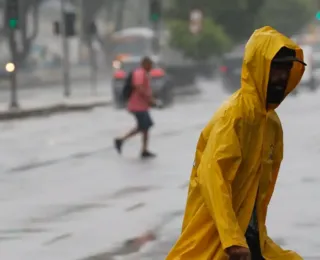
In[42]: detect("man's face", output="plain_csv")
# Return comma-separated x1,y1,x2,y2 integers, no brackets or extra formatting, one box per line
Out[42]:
266,62,292,106
269,65,291,84
143,61,153,72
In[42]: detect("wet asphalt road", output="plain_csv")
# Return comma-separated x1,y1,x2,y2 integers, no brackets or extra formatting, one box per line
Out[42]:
1,80,320,259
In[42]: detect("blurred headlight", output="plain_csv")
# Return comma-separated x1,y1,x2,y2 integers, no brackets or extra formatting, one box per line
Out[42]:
5,62,15,72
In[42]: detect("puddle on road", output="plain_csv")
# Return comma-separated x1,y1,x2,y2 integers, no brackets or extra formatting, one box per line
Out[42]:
80,232,157,260
125,202,146,212
7,147,113,174
0,236,20,241
80,210,184,260
43,233,72,246
295,221,320,228
301,177,320,183
108,186,159,200
29,203,109,224
10,159,58,172
0,228,48,243
0,227,47,234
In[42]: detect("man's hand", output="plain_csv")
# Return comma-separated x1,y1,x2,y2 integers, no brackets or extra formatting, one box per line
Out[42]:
226,246,251,260
154,99,164,108
150,98,164,108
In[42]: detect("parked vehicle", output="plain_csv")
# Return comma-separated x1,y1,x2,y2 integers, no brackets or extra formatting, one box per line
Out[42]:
312,51,320,84
220,47,244,93
298,45,317,92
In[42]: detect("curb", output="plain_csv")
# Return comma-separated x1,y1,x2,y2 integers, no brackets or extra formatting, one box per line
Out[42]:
0,100,112,121
0,84,201,121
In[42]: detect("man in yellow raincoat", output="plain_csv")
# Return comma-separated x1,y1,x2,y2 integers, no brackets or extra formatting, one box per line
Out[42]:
166,26,306,260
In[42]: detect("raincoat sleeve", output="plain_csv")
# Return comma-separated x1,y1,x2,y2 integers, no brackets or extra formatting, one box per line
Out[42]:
198,115,248,250
264,122,283,210
262,123,298,257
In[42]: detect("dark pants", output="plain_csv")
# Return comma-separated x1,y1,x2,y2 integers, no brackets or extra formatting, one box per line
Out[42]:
245,227,264,260
131,111,153,131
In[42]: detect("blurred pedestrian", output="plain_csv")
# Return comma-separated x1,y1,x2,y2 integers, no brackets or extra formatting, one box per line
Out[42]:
166,26,306,260
114,56,160,158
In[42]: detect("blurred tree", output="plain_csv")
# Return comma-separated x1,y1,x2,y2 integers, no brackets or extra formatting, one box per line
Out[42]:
168,18,232,61
255,0,314,37
71,0,109,55
167,0,314,54
166,0,266,43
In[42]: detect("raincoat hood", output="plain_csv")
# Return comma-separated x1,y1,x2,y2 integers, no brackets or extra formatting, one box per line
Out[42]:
241,26,305,110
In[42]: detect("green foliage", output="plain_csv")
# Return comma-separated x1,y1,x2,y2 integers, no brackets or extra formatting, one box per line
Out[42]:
167,0,265,42
168,18,232,61
166,0,314,54
255,0,314,37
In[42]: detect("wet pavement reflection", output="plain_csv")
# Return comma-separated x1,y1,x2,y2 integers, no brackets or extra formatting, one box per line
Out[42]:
1,80,320,259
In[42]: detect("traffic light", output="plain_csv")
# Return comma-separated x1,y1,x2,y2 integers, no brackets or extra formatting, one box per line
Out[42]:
316,0,320,20
65,12,76,36
5,0,20,29
53,12,76,37
149,0,161,22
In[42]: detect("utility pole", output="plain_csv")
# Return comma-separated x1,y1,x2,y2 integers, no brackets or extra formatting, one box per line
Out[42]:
8,29,18,109
60,0,71,97
88,34,98,95
78,0,85,65
115,0,125,31
85,20,98,95
5,0,20,109
149,0,161,55
79,0,97,95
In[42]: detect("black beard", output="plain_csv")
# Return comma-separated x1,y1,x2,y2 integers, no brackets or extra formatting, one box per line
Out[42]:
266,83,286,105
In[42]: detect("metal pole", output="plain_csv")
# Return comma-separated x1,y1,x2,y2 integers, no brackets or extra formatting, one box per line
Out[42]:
115,0,125,31
78,0,84,64
88,35,97,95
152,21,160,55
150,0,161,55
60,0,71,97
8,29,18,109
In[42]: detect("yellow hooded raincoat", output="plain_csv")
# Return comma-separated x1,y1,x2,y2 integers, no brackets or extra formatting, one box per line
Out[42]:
166,26,305,260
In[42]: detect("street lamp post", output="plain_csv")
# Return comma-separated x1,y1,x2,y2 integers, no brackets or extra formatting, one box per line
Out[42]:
5,0,20,109
8,29,18,109
60,0,71,97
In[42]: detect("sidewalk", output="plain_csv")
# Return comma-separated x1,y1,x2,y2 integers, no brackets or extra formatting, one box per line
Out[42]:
0,81,112,120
